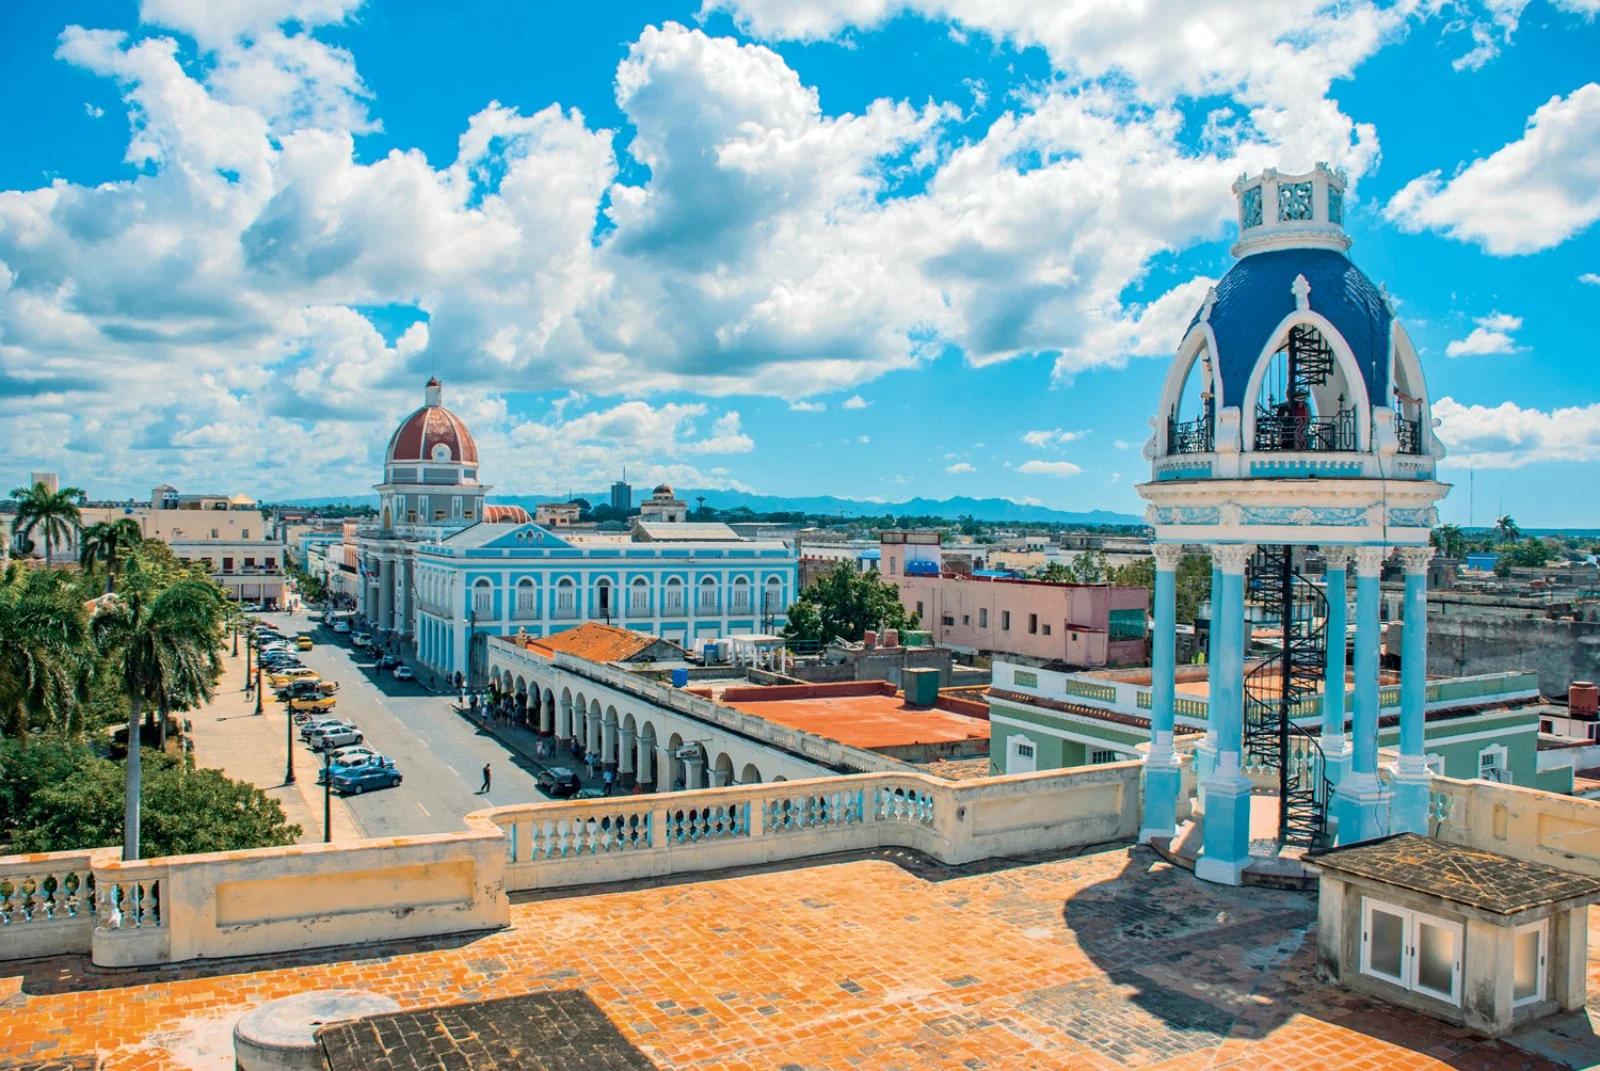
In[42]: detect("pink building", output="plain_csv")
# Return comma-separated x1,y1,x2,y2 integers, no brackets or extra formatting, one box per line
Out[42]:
884,534,1148,666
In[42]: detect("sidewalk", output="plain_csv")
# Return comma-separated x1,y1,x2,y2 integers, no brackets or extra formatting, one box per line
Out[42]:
190,648,365,844
455,707,626,797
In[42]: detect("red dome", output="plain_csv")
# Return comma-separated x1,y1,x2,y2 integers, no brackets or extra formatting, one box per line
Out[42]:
386,380,478,465
483,504,530,523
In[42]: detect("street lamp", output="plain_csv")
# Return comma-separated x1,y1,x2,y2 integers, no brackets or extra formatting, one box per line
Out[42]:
254,637,264,716
322,748,332,843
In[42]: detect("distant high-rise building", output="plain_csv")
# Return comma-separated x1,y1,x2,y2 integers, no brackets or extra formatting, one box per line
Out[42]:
610,470,632,515
30,472,58,494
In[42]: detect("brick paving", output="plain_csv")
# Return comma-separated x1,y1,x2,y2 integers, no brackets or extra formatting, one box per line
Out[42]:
2,845,1598,1069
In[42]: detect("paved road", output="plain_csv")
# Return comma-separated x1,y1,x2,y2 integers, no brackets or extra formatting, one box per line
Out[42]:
257,609,547,838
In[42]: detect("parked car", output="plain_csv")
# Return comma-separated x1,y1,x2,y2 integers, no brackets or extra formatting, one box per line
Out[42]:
289,694,338,714
378,653,398,669
331,762,401,795
279,680,326,701
318,751,388,784
269,668,320,688
333,620,352,634
575,787,606,800
299,717,348,741
309,724,363,751
316,680,340,695
351,632,372,648
392,665,415,681
295,636,313,650
537,767,583,798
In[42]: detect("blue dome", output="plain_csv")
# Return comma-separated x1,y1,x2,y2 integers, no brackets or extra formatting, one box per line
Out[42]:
1192,248,1392,410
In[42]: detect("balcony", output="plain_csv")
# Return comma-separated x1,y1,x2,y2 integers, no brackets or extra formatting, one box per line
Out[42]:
1253,405,1357,452
1396,414,1425,455
551,604,579,621
660,601,687,618
1166,410,1214,455
512,605,541,622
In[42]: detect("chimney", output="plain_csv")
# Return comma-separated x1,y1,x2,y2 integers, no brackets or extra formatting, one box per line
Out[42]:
883,628,899,648
1572,681,1599,717
864,630,877,649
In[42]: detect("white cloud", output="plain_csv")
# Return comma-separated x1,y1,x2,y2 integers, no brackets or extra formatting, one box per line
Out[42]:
1445,311,1524,357
789,400,825,412
1435,395,1600,468
1113,439,1135,450
857,434,870,443
84,102,104,118
1385,84,1600,255
1016,459,1083,477
1581,272,1600,285
945,461,975,473
1021,428,1088,448
842,394,871,409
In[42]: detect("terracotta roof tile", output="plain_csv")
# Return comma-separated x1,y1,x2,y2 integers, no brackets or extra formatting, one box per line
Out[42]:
525,622,662,664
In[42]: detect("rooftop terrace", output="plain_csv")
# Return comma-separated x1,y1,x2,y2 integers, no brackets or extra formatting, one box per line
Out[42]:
5,842,1598,1070
719,682,990,759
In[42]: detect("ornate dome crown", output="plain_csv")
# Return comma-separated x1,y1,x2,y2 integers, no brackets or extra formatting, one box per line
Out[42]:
386,379,478,466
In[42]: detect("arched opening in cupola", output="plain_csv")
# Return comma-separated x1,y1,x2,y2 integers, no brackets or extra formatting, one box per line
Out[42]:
1163,335,1218,456
1249,323,1358,452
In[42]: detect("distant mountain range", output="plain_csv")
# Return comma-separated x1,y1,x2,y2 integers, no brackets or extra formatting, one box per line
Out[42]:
279,490,1146,526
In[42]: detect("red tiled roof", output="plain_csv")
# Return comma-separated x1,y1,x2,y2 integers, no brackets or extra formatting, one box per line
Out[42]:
387,405,478,464
525,622,664,664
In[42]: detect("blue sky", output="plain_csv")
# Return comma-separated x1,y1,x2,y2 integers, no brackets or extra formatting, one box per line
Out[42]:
1,0,1597,523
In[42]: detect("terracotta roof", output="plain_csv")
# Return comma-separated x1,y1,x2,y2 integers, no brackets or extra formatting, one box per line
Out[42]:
525,622,664,664
387,405,478,464
482,505,531,523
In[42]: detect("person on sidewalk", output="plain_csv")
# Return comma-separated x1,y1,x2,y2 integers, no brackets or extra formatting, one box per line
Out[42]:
585,752,597,779
602,768,615,795
479,763,492,794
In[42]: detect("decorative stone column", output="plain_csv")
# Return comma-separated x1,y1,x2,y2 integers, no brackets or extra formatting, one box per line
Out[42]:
1320,547,1353,788
602,717,618,769
540,694,554,735
619,725,636,788
1140,543,1185,843
684,752,706,790
1197,543,1254,885
1193,560,1223,814
377,559,394,632
586,711,602,756
1334,546,1388,844
636,736,654,788
1390,546,1434,833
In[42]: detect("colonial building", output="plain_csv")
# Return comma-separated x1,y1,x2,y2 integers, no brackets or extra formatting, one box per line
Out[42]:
356,379,797,684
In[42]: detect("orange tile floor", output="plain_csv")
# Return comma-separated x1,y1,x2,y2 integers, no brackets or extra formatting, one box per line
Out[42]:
2,846,1595,1070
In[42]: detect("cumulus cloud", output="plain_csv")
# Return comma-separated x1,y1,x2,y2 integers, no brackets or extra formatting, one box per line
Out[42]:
1434,395,1600,468
1385,84,1600,255
1445,311,1524,357
789,400,825,412
1581,272,1600,285
1021,428,1088,448
841,394,871,409
1016,459,1083,477
945,461,975,473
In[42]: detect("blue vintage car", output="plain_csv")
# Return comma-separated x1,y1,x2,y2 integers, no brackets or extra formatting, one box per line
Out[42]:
330,762,402,795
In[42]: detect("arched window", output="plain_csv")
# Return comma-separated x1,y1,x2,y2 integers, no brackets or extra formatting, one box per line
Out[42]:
515,578,535,617
595,578,613,620
555,577,576,618
663,577,684,614
731,576,751,613
1250,323,1357,452
472,577,492,616
764,576,783,614
697,576,718,614
630,577,649,615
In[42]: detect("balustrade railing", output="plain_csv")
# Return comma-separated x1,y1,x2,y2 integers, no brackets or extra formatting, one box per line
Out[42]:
0,856,97,928
1253,405,1357,452
1396,414,1424,455
1166,410,1214,455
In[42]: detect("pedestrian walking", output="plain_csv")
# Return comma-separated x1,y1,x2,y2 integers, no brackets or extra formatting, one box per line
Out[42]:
602,769,615,796
586,752,597,779
479,763,492,794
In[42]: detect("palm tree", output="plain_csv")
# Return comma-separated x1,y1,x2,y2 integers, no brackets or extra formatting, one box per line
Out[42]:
10,482,85,565
79,518,143,594
98,560,225,860
0,565,89,739
1495,514,1521,544
1431,523,1466,560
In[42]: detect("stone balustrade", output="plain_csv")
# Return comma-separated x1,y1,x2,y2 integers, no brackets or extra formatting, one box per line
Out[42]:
480,764,1141,895
0,765,1141,968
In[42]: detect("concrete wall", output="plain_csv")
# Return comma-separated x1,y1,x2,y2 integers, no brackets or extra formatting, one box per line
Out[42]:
1432,776,1600,877
1428,611,1600,697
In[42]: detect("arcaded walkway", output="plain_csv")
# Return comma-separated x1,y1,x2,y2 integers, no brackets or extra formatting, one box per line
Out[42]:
3,846,1596,1069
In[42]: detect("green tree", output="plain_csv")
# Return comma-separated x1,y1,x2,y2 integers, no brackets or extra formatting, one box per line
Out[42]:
1068,549,1109,583
1110,552,1213,626
0,565,89,739
9,481,85,564
1503,538,1553,569
1430,523,1467,560
783,564,918,647
79,518,143,594
6,743,300,857
1494,514,1521,544
96,559,226,860
1039,561,1072,583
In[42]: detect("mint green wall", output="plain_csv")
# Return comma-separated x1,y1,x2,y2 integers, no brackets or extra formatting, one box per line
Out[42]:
1536,767,1575,795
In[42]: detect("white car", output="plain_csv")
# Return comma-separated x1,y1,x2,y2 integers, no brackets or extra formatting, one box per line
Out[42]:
393,665,415,681
299,717,349,741
352,632,372,648
333,621,352,634
309,724,363,750
328,744,379,765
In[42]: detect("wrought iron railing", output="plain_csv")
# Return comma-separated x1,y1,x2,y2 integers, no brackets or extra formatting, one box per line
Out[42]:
1396,415,1424,455
1253,405,1357,452
1166,410,1214,455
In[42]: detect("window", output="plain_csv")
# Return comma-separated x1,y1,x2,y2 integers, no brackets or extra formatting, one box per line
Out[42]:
210,528,219,539
264,557,276,569
916,601,924,619
1478,745,1508,783
1360,897,1463,1006
242,529,250,540
1002,611,1011,631
889,556,897,576
1091,749,1118,764
664,578,684,613
731,577,751,613
1006,737,1037,774
1042,623,1052,636
473,579,492,615
698,577,718,613
1108,609,1147,642
1028,613,1038,635
962,615,969,625
244,557,256,569
556,579,576,616
979,608,988,628
941,615,955,626
1513,919,1547,1006
222,557,234,573
516,579,536,614
1541,720,1554,734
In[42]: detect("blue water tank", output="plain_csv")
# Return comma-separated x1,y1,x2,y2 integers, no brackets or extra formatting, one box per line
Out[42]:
671,668,689,687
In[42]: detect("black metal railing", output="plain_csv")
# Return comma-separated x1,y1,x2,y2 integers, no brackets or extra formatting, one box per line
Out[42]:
1396,414,1424,455
1166,410,1214,455
1253,405,1357,452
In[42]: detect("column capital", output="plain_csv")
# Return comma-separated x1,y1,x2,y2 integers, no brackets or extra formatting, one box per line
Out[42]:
1152,543,1185,571
1395,546,1434,575
1351,546,1388,578
1211,543,1256,574
1320,545,1354,571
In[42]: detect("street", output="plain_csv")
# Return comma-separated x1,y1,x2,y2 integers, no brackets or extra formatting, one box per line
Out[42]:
255,608,547,838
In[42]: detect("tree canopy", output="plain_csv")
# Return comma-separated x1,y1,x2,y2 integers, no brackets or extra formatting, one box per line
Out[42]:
783,565,918,647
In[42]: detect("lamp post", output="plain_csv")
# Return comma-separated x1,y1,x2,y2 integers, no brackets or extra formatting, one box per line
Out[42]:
232,619,239,658
322,748,331,842
254,638,264,716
